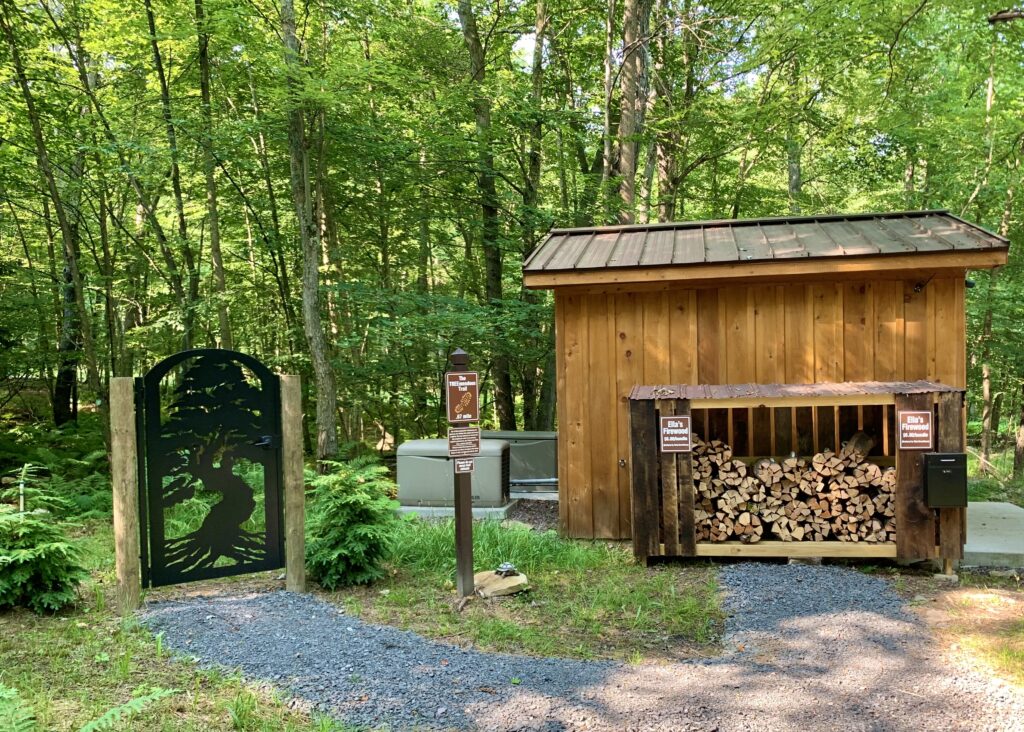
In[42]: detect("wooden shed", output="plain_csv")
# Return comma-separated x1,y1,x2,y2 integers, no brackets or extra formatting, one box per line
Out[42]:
522,210,1009,548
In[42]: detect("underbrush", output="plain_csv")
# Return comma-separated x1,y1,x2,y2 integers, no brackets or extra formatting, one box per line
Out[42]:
968,448,1024,507
1,414,111,518
0,519,353,731
335,519,723,662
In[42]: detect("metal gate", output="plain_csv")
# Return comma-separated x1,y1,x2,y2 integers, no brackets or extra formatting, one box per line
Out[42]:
137,349,284,587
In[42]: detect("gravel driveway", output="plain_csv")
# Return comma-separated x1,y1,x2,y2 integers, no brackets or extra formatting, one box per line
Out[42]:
142,563,1024,731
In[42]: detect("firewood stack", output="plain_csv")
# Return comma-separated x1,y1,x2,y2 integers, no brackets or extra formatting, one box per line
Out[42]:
690,432,895,544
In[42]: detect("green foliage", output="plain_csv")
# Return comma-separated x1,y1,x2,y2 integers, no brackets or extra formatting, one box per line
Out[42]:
0,683,36,732
0,417,111,518
390,517,620,577
77,688,177,732
0,506,87,613
305,457,400,589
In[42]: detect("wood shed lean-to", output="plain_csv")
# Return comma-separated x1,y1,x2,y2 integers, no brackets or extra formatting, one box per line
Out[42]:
523,211,1009,561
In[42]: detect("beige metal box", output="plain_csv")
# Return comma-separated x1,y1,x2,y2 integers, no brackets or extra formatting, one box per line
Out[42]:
481,431,557,490
397,439,510,507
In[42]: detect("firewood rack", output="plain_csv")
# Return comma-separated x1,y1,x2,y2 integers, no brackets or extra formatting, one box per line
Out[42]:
627,381,966,564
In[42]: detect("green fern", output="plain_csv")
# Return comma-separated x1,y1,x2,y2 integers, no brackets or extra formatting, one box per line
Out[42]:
0,683,37,732
305,456,399,589
77,688,177,732
0,506,87,613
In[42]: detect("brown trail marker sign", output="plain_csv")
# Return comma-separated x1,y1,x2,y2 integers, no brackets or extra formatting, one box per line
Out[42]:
446,370,479,423
447,348,477,597
898,410,933,450
448,426,481,458
660,415,693,453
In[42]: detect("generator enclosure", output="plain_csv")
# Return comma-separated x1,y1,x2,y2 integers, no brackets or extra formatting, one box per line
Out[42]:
481,431,557,490
397,439,510,507
924,453,968,508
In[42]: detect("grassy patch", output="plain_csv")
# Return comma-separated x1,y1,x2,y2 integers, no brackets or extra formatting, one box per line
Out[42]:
330,519,722,662
0,521,349,731
967,449,1024,507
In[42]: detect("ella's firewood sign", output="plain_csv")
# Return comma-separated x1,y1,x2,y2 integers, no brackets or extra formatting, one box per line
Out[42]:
445,371,479,423
898,410,933,450
660,415,692,453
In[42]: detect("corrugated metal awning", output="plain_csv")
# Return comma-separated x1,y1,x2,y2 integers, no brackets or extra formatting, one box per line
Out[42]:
525,210,1007,274
629,380,963,407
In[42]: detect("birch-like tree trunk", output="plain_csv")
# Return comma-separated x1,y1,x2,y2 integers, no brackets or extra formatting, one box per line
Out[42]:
281,0,338,465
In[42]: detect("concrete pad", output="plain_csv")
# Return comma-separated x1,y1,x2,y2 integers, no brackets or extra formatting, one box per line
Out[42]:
396,500,518,521
964,502,1024,568
510,490,558,502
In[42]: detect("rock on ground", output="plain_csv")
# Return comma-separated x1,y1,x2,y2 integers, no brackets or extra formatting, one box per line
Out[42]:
141,563,1024,731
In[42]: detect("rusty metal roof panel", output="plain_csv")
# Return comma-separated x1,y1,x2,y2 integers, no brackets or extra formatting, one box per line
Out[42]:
629,380,964,401
525,210,1007,274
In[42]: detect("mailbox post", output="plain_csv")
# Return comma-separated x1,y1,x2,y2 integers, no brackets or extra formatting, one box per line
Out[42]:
446,349,478,597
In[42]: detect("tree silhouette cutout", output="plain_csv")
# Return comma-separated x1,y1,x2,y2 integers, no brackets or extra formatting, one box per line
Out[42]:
157,356,269,573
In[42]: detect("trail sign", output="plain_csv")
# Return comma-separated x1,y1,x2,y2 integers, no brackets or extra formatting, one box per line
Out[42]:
659,415,692,453
448,348,475,600
448,426,481,458
445,371,479,423
898,410,933,450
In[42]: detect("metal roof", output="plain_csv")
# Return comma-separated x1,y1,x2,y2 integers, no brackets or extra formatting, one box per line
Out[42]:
629,380,963,402
524,210,1008,273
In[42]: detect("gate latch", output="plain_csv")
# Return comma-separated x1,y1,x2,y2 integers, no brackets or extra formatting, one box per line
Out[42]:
253,434,278,449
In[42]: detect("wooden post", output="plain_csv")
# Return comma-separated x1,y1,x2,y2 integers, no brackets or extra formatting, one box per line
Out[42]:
894,392,936,561
281,375,306,593
629,398,658,561
111,377,141,615
677,399,697,557
449,349,475,598
658,400,680,556
937,391,965,573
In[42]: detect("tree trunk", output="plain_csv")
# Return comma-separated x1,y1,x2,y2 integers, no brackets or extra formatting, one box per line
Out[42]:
194,0,232,349
1,3,103,428
282,0,338,465
786,134,802,214
457,0,516,430
616,0,652,223
601,0,616,209
1014,382,1024,481
144,0,199,349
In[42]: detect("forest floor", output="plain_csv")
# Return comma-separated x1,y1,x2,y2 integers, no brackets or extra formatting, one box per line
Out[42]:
1,516,1022,730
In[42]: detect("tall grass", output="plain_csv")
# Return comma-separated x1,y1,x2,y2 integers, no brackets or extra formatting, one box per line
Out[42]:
389,518,626,577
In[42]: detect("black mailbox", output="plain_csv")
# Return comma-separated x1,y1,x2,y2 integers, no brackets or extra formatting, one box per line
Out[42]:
923,453,967,508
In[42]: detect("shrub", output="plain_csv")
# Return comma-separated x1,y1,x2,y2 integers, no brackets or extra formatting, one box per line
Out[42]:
305,456,400,589
0,505,87,613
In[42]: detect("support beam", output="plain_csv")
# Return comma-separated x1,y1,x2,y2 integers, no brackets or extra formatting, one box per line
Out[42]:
281,374,306,592
111,377,141,615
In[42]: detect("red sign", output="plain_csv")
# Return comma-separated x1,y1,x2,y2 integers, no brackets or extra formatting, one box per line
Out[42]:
660,415,693,453
454,457,474,474
898,411,933,450
445,371,479,423
448,426,481,458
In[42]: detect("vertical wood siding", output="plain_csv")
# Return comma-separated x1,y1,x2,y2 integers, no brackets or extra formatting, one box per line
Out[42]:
555,275,967,539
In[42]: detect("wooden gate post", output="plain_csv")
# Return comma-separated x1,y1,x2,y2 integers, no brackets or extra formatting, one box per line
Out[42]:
280,374,306,593
110,377,141,615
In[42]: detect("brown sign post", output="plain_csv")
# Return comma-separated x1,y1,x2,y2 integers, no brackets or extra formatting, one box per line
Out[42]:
448,348,477,598
446,370,479,423
898,410,933,450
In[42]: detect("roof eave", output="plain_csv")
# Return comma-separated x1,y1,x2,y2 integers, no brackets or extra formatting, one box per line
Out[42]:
524,248,1009,290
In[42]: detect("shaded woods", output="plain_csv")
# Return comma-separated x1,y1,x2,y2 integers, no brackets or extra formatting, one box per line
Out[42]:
1,0,1023,469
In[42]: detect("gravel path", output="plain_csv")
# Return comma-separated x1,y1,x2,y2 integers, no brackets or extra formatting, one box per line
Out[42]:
142,563,1024,731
